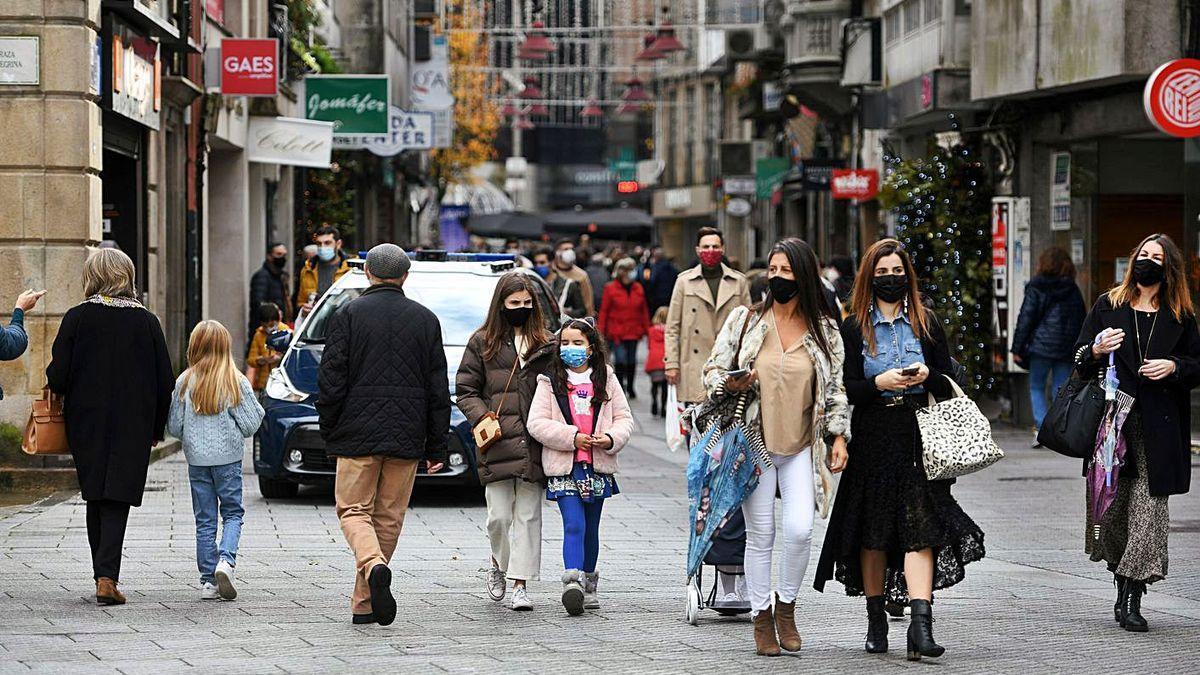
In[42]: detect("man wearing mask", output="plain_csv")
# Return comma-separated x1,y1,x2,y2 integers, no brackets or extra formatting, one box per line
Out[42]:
664,227,751,406
644,246,679,315
249,243,292,338
548,239,595,316
532,249,587,318
297,226,352,315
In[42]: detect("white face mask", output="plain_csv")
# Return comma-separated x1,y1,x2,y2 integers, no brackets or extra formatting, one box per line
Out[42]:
822,267,840,282
558,249,576,266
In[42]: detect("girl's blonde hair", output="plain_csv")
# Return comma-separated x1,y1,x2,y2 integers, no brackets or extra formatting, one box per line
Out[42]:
179,320,242,416
652,306,668,325
84,248,137,299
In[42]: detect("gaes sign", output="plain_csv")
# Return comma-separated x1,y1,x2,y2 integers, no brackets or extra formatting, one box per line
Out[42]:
830,168,879,200
1144,58,1200,138
304,75,390,135
220,39,277,97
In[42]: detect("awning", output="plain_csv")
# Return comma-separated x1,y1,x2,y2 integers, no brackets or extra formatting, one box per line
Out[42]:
543,207,653,239
467,211,544,239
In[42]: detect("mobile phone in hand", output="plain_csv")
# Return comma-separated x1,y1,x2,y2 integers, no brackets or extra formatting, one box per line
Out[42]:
900,365,920,377
727,368,751,380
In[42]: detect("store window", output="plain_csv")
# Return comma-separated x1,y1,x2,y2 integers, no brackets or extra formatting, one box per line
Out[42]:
807,15,834,55
884,8,900,44
904,0,922,35
925,0,942,23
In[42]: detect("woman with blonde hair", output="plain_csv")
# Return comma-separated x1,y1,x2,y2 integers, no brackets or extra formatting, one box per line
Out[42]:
47,248,176,605
169,320,264,600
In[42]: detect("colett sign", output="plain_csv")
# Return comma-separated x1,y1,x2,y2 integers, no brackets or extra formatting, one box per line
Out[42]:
220,39,277,97
830,169,879,200
304,75,390,135
1144,58,1200,138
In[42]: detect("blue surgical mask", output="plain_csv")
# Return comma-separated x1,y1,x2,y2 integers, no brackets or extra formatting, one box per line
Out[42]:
533,265,551,278
317,246,336,262
560,345,589,368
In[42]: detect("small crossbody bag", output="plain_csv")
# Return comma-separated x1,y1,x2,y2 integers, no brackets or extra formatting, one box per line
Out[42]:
472,358,520,454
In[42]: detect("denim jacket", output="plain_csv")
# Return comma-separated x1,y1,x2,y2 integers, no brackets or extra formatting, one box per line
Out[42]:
0,309,29,400
863,307,926,396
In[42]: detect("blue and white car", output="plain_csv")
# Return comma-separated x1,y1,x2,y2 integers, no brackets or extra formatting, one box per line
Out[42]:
253,252,561,498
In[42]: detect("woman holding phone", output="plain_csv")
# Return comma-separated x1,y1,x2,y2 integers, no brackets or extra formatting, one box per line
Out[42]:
813,239,984,661
703,238,849,657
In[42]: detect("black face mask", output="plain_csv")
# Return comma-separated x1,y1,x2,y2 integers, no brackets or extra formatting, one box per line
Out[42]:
501,306,533,327
873,274,908,303
768,275,800,304
1132,258,1165,287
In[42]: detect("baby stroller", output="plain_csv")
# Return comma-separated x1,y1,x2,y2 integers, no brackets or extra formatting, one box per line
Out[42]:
685,509,750,624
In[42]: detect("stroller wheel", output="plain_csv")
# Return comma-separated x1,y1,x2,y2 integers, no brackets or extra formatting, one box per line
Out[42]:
685,582,701,626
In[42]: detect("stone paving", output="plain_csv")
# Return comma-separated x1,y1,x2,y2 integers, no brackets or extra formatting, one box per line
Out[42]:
1,390,1199,674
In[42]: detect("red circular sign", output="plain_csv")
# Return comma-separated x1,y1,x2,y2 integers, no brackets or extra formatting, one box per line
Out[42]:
1144,58,1200,137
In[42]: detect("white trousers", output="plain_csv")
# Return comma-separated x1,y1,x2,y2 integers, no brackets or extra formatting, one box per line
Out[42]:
741,449,815,613
484,478,544,582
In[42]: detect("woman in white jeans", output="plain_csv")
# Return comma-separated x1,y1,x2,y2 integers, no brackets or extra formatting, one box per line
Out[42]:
703,238,849,657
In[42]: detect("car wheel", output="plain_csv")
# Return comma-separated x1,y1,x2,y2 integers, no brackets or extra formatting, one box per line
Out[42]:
258,475,299,499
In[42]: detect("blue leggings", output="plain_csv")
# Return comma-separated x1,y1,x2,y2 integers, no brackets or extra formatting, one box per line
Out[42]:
557,495,605,572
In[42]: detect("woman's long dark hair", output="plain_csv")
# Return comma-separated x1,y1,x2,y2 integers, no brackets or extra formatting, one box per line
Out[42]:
549,317,611,405
759,238,834,360
476,272,551,361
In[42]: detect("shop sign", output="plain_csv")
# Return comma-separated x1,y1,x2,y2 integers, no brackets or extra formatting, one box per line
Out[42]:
220,39,278,97
333,107,433,154
797,159,844,191
411,35,455,109
246,117,334,169
429,106,453,148
108,19,161,130
830,168,879,200
0,37,39,85
755,157,790,199
304,75,390,135
1049,151,1071,231
726,197,752,217
723,175,756,196
762,82,782,112
1143,58,1200,138
206,0,225,25
991,196,1031,372
664,188,693,210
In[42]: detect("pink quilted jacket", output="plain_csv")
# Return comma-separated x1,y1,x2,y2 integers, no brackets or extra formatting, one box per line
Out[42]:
526,367,634,477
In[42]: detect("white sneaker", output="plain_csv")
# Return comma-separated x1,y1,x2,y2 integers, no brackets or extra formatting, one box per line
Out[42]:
485,561,507,602
214,560,237,600
509,585,533,611
200,582,219,600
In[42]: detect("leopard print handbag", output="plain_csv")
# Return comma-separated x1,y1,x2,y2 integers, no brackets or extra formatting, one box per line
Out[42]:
915,376,1005,481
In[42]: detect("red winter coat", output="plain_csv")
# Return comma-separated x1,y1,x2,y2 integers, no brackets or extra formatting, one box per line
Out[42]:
598,281,650,343
645,324,666,373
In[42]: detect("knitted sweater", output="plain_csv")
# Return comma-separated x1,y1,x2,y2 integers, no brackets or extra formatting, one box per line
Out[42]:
168,373,265,466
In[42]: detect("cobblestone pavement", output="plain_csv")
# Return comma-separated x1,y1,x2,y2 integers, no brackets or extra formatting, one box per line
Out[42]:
1,390,1198,674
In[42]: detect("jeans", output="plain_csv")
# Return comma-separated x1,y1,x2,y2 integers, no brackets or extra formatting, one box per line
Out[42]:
741,449,815,614
86,500,131,582
611,339,639,367
557,495,605,572
1029,356,1073,429
189,462,245,585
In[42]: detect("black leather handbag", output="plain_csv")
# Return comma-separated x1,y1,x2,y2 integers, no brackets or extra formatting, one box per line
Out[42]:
1036,375,1105,459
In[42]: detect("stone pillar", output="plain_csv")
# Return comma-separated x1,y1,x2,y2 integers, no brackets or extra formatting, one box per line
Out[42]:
204,149,251,361
0,0,102,424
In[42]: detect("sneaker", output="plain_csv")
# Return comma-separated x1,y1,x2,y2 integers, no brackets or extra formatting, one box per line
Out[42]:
485,561,507,602
214,560,237,600
509,585,533,611
200,582,219,600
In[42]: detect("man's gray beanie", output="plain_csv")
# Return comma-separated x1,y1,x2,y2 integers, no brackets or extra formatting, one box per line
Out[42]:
365,243,411,279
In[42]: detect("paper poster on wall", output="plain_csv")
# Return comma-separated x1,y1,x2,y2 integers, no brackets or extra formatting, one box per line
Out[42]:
1071,238,1085,266
1115,257,1129,284
1050,151,1071,231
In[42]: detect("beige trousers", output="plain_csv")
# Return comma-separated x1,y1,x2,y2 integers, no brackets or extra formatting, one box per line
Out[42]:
335,456,418,614
484,478,544,582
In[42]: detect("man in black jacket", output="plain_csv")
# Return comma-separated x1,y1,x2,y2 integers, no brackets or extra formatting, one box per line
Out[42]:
316,243,450,626
248,243,292,340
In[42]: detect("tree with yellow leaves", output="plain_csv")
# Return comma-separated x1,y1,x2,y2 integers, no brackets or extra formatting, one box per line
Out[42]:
431,0,500,188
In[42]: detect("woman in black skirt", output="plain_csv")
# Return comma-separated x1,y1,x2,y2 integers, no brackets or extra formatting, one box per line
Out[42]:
813,239,984,661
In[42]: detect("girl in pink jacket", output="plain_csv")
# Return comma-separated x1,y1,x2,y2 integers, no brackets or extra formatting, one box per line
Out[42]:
528,318,634,616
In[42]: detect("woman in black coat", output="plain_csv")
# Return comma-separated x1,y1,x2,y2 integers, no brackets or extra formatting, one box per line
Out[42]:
46,249,175,606
1074,234,1200,633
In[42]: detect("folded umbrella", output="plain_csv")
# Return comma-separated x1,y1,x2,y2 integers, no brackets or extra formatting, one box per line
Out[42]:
1089,351,1134,522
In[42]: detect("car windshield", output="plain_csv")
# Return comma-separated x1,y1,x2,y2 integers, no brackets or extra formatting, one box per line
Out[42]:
299,271,502,346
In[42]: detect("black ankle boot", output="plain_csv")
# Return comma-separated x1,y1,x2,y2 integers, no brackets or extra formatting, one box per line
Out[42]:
865,596,888,654
1120,579,1149,632
1113,574,1125,624
906,599,945,661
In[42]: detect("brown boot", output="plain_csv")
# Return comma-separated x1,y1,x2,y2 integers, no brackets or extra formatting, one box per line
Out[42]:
774,594,803,651
96,577,126,606
753,606,781,656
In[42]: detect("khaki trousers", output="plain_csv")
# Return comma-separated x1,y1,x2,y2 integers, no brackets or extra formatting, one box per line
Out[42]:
484,478,543,582
335,456,418,614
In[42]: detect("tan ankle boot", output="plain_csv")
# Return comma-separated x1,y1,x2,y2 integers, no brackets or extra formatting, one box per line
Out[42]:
96,577,126,606
774,594,803,651
753,606,781,656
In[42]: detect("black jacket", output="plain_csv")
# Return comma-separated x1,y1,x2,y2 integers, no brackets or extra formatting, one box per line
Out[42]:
645,259,679,313
46,303,175,507
549,275,588,319
316,284,451,462
1011,275,1086,361
249,260,292,326
1075,294,1200,496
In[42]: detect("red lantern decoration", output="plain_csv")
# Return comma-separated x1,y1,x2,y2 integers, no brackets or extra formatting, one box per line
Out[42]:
635,32,664,61
518,20,555,54
527,103,549,116
581,99,604,118
515,116,535,130
519,76,543,100
621,76,651,102
517,44,549,61
647,8,685,54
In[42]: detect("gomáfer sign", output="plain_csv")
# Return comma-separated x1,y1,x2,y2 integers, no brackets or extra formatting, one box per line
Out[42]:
303,75,390,136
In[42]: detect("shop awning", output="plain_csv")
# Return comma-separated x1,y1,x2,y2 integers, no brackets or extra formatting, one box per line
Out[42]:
467,211,545,239
543,207,653,239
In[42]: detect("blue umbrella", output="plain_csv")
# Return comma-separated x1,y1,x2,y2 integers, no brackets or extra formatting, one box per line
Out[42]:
686,417,763,578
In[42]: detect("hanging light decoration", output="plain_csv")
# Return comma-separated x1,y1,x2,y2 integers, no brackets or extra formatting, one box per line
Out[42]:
580,98,604,118
517,20,555,55
621,76,651,102
527,103,549,116
515,115,535,130
500,102,518,117
518,76,543,100
517,43,549,61
647,7,685,55
635,30,664,61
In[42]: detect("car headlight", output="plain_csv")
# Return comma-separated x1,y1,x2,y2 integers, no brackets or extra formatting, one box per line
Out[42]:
265,367,308,403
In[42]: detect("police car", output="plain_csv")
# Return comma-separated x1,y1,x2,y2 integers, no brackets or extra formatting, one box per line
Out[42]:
253,251,561,498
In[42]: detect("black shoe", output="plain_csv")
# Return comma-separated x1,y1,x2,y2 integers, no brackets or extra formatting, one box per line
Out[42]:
885,600,905,619
368,564,396,626
1113,574,1125,624
1119,579,1149,632
352,613,376,625
865,596,888,654
651,403,659,416
906,599,945,661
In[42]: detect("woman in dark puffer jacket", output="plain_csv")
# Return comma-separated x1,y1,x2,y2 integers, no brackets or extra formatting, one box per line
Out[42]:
1010,246,1087,444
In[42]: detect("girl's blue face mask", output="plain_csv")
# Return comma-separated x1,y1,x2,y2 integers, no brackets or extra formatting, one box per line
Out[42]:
560,345,589,368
